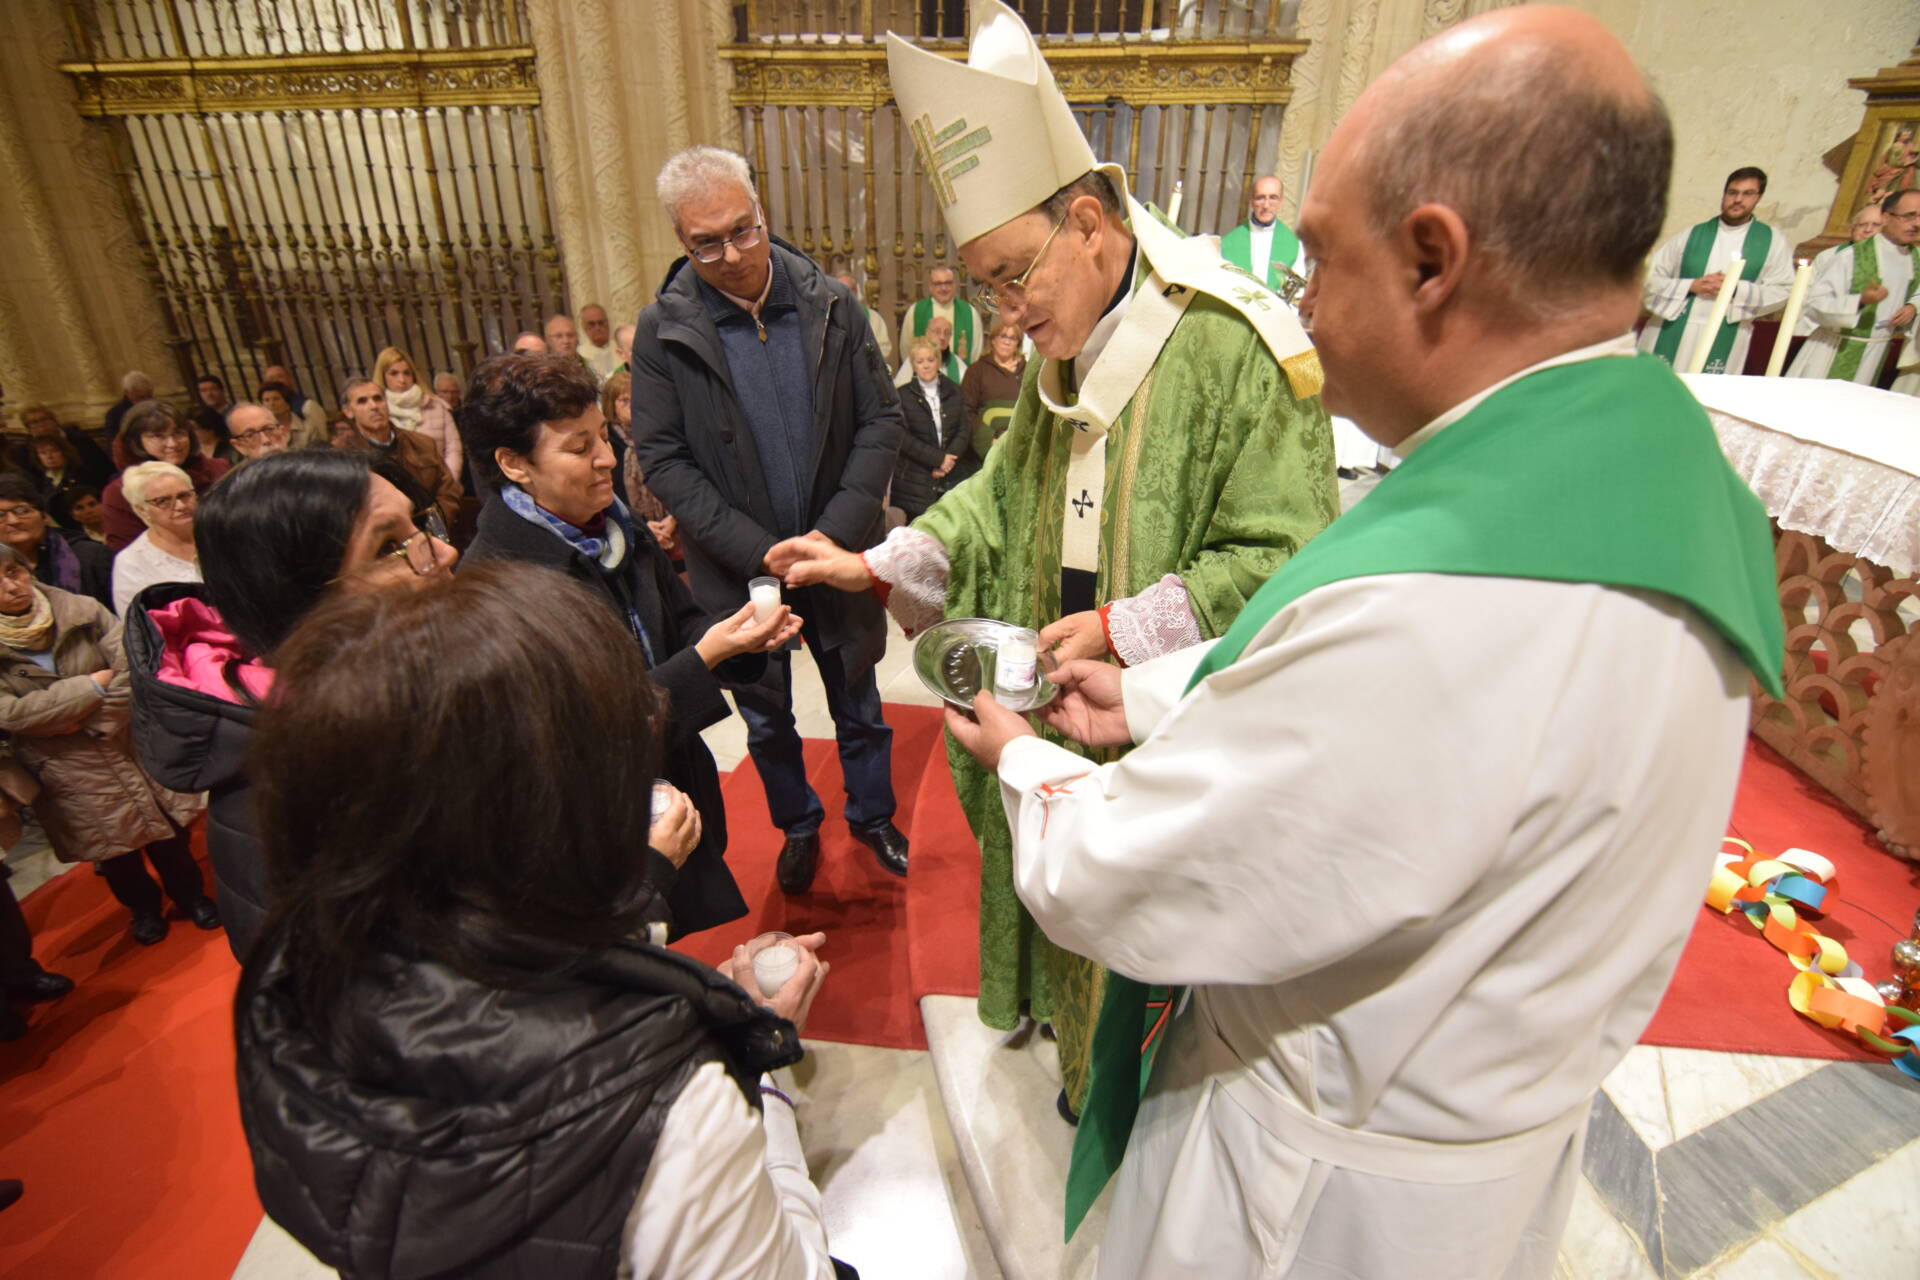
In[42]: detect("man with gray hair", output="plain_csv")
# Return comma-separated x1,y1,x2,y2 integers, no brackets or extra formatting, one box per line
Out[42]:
509,331,547,355
576,303,618,380
631,144,907,894
939,6,1782,1272
105,370,155,436
224,402,289,464
612,322,635,374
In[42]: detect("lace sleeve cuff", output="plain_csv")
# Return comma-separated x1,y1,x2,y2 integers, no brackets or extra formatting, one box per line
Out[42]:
1102,574,1203,668
861,526,949,637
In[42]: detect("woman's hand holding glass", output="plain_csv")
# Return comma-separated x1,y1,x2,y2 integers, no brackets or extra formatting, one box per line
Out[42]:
647,784,701,867
721,932,830,1032
694,600,803,668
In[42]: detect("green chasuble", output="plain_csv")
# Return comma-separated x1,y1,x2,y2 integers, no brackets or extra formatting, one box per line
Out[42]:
912,282,1338,1108
1063,352,1786,1236
1648,217,1772,373
1219,219,1302,292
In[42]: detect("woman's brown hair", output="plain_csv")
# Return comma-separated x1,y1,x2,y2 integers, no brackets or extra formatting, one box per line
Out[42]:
243,562,667,1063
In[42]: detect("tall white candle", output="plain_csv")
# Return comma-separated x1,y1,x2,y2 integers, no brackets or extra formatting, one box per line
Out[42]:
1765,258,1814,377
1166,179,1184,226
1684,257,1744,375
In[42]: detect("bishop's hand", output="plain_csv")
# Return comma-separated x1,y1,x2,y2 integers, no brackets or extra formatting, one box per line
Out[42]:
1039,610,1109,663
1037,659,1132,748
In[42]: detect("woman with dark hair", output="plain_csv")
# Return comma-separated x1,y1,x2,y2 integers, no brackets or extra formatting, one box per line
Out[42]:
235,565,836,1276
23,434,82,510
51,486,107,546
458,352,798,936
0,544,214,945
124,450,457,958
101,400,230,553
0,475,112,610
191,408,241,468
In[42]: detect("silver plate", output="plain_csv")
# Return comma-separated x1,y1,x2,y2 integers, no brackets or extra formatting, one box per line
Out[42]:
913,618,1060,713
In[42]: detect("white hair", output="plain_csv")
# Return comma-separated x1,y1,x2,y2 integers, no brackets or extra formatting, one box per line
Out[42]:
122,460,192,514
614,323,635,345
656,146,758,227
432,370,460,387
121,369,154,396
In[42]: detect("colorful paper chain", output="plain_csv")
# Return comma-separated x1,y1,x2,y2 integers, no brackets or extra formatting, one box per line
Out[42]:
1706,837,1920,1081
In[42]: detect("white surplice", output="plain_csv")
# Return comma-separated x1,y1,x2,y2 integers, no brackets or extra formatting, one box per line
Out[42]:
1636,219,1793,373
993,371,1753,1278
1787,233,1917,383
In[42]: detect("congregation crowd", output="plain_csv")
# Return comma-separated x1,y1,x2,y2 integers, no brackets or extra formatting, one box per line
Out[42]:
0,0,1873,1274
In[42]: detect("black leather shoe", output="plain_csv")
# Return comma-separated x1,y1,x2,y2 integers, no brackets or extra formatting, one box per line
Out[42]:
849,821,909,877
776,833,821,895
0,1006,25,1042
186,898,221,931
0,1179,20,1211
4,970,73,1004
129,912,168,946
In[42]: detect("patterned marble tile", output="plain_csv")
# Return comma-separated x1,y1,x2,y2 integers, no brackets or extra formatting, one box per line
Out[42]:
1553,1175,1660,1280
1658,1047,1829,1144
1603,1044,1677,1150
1771,1135,1920,1280
1696,1237,1818,1279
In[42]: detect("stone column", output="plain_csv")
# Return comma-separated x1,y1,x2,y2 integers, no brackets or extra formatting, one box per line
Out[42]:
526,0,741,330
0,0,177,425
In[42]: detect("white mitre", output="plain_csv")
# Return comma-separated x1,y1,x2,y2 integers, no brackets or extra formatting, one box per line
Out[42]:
886,0,1128,247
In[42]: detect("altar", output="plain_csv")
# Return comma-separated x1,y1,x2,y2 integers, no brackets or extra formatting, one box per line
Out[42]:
1685,373,1920,859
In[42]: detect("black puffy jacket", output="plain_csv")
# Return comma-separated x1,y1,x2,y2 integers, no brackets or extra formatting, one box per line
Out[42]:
126,582,265,960
236,937,803,1279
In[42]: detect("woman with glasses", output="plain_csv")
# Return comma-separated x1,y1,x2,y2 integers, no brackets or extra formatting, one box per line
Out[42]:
111,462,202,617
0,474,112,611
0,544,214,946
124,451,457,959
100,400,231,553
458,353,800,937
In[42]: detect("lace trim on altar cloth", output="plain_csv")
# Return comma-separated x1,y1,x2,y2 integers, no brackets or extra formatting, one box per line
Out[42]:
1102,574,1202,668
862,526,949,636
1710,411,1920,575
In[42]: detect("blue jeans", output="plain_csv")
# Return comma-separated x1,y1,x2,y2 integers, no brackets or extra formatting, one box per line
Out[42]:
733,637,895,837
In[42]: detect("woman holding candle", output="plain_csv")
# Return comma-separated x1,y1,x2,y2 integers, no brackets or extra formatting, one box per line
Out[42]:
457,353,801,936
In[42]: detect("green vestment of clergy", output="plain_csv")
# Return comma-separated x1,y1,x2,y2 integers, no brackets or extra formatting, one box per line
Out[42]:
912,268,1338,1107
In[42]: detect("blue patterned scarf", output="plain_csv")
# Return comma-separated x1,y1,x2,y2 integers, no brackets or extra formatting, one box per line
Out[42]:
501,485,655,664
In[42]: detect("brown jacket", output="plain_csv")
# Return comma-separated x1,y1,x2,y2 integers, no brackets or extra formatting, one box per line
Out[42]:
0,586,202,863
336,425,461,528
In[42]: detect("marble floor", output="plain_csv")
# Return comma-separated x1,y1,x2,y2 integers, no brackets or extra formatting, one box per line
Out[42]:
10,481,1916,1276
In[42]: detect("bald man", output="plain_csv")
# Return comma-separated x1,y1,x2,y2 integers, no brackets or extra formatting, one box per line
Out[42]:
944,6,1782,1274
576,303,618,379
1220,174,1304,298
510,331,547,355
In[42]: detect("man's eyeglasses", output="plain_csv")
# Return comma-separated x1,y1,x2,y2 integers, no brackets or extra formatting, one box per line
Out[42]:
232,424,285,446
142,491,198,513
977,214,1070,315
689,222,766,263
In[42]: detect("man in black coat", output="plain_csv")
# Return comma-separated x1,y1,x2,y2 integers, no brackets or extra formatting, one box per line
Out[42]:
633,145,907,894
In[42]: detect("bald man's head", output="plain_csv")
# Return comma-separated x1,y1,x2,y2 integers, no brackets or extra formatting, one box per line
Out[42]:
1337,5,1670,308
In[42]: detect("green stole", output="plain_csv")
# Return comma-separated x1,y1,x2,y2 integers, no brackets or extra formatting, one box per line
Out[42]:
1219,219,1301,291
942,351,965,383
1650,218,1772,374
1829,236,1920,381
911,295,976,362
1063,353,1785,1238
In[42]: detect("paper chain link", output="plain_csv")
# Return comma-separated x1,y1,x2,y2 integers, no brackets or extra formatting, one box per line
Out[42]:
1705,836,1920,1082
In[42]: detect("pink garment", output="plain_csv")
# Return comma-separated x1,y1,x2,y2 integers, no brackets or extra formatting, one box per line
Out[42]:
149,596,275,702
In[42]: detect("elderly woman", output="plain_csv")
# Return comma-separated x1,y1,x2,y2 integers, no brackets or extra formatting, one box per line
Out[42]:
374,345,463,485
101,400,230,553
960,316,1026,454
458,353,798,936
0,475,111,610
23,434,82,510
601,369,678,559
0,545,213,945
891,336,968,521
235,566,836,1276
126,451,457,960
111,462,202,617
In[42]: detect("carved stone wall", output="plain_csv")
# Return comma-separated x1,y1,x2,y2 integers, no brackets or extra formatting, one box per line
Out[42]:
0,0,177,422
526,0,740,330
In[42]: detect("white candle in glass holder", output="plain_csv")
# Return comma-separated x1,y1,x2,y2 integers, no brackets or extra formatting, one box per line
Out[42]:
753,943,799,996
1765,258,1813,377
996,634,1037,694
1683,257,1743,375
749,576,781,623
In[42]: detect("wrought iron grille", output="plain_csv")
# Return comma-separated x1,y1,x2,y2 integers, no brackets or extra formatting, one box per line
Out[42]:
59,0,559,408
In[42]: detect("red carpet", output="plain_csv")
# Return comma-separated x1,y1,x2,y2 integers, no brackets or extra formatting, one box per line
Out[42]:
0,831,262,1279
1643,737,1920,1061
673,703,980,1049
